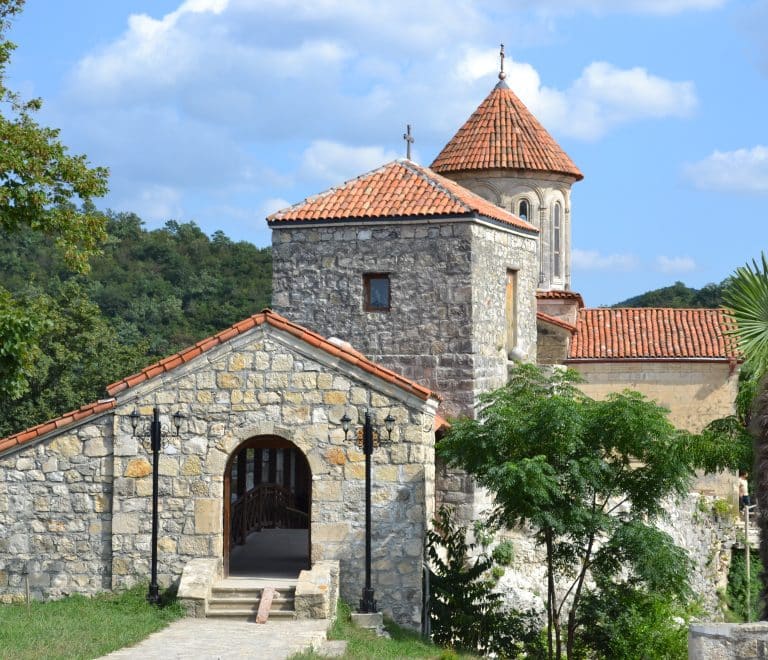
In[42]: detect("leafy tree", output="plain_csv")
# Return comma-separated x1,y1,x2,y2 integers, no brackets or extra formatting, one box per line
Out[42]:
723,252,768,619
0,0,109,399
425,506,542,658
438,364,708,659
0,282,147,437
613,279,727,309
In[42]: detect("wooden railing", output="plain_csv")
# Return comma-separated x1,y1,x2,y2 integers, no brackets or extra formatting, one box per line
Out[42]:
230,483,309,547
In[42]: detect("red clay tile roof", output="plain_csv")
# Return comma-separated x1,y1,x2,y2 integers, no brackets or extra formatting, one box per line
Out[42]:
267,159,537,233
1,311,439,455
537,290,585,308
567,308,738,361
431,82,583,180
108,309,439,402
537,311,577,334
0,399,116,455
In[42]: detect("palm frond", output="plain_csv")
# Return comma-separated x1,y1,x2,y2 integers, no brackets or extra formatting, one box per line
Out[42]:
724,252,768,378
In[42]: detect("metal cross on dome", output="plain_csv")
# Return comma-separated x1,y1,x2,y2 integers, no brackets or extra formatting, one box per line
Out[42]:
499,43,506,81
403,124,414,160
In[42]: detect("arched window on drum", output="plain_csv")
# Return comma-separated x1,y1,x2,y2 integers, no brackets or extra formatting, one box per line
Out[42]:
518,198,530,222
553,202,562,278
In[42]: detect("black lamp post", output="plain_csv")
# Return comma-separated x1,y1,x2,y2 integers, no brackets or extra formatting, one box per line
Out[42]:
130,406,183,605
341,409,395,614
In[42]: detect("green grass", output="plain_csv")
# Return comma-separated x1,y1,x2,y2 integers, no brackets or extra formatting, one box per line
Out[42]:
291,601,478,660
0,584,185,660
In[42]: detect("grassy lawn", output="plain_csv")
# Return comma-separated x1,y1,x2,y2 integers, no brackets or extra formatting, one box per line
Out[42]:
0,584,184,660
291,601,478,660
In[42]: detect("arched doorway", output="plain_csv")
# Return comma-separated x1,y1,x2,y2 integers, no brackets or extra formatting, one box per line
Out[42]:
223,436,311,578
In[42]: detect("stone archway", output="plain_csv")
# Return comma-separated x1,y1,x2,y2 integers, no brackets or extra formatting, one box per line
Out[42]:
222,435,312,578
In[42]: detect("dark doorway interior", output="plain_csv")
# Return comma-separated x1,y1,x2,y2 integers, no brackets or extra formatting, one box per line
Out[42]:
223,437,311,577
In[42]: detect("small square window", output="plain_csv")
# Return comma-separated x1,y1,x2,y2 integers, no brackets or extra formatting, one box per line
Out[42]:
364,273,390,312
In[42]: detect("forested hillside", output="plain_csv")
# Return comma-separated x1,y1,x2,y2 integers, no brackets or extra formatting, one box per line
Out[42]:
612,280,727,308
0,212,271,436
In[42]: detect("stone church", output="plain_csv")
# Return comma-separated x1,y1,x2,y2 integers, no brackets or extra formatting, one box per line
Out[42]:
0,62,739,626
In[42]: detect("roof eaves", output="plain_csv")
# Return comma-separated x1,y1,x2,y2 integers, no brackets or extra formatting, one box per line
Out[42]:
0,399,116,456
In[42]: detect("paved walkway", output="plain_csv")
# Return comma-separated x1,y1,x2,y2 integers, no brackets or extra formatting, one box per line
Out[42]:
100,617,331,659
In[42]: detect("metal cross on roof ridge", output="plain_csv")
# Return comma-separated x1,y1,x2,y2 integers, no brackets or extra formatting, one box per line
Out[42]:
403,124,414,160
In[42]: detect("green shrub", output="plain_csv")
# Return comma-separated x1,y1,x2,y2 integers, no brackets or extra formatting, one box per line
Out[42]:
727,548,763,621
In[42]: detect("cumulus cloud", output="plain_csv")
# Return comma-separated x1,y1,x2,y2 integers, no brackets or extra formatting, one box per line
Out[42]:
655,256,696,273
683,146,768,194
300,141,399,185
453,52,696,140
572,249,639,271
512,0,725,15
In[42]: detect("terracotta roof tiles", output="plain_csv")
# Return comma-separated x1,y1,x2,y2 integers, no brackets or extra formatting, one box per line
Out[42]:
431,82,583,180
1,311,439,455
0,399,116,455
537,311,577,333
537,290,585,308
107,310,438,402
267,159,537,233
567,308,738,361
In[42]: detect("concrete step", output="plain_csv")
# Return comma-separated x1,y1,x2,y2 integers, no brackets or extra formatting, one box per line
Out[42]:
205,608,297,620
211,587,296,601
206,580,297,620
208,596,295,612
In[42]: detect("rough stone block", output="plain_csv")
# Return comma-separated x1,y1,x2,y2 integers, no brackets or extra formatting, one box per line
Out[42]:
124,459,151,478
194,499,219,534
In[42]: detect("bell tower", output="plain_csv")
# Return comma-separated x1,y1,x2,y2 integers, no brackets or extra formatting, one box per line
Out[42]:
431,46,582,291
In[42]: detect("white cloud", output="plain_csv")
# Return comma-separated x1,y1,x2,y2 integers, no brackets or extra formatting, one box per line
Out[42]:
655,255,696,273
453,52,696,140
112,184,184,223
683,146,768,194
508,0,726,15
300,141,399,185
572,249,639,271
260,197,292,217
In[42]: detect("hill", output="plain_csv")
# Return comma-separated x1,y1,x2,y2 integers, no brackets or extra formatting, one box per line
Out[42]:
611,280,727,308
0,212,272,436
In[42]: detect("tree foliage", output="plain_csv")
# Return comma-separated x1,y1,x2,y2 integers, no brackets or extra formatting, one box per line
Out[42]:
723,252,768,620
438,364,706,659
425,506,542,658
613,279,727,309
0,214,272,435
0,0,109,401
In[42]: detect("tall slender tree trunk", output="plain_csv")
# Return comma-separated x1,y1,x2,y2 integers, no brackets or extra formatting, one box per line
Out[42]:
752,376,768,620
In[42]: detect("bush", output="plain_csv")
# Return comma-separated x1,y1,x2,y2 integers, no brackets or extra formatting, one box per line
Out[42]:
425,507,542,658
727,548,763,621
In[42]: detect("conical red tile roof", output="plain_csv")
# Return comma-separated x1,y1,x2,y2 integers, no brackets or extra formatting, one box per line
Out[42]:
431,82,583,180
267,159,537,232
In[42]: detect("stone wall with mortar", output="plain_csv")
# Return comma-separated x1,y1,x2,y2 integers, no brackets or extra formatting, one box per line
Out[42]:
569,360,739,499
495,493,736,620
0,323,437,627
271,218,537,420
0,419,114,602
108,324,437,627
469,222,538,398
445,170,577,292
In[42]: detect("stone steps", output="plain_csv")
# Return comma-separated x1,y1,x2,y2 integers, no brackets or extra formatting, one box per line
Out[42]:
206,579,297,621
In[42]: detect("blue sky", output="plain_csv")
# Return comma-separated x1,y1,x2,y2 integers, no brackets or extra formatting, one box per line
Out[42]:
6,0,768,306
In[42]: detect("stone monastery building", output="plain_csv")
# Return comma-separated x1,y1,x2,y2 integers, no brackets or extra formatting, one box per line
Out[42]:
0,63,739,626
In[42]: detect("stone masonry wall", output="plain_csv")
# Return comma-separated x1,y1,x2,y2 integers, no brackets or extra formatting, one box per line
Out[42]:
108,325,436,627
470,223,538,400
570,360,739,499
272,219,536,420
496,493,735,620
0,421,114,601
446,170,576,291
570,361,738,433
